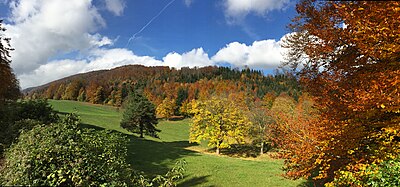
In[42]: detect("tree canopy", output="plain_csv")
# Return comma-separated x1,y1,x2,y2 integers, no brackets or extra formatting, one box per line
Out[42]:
120,91,159,138
189,97,251,154
282,0,400,184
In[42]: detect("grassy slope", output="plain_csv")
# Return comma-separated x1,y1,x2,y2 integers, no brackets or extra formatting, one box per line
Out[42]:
49,100,304,187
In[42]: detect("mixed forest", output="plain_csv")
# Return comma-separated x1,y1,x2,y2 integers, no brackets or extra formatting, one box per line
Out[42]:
1,1,399,186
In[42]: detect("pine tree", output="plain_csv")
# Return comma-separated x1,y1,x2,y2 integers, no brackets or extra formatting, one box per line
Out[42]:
120,91,159,138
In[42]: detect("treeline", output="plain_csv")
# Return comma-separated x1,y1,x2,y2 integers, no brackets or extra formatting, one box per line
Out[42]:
27,65,301,112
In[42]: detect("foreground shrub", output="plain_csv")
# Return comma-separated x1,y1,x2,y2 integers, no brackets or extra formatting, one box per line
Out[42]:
0,114,133,186
1,113,186,186
329,158,400,187
0,99,58,155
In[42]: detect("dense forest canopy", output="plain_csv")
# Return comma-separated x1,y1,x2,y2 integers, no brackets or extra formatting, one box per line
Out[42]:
27,65,301,109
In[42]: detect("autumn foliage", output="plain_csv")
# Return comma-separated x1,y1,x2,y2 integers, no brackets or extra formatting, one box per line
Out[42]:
0,20,20,102
281,0,400,184
189,97,251,154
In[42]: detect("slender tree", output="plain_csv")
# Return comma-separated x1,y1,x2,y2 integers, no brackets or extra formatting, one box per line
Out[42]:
120,91,159,138
0,20,20,102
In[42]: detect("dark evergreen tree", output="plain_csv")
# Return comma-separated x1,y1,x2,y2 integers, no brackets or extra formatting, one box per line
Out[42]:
120,91,159,138
175,87,188,114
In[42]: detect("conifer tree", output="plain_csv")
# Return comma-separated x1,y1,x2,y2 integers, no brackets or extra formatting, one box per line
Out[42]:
120,91,159,138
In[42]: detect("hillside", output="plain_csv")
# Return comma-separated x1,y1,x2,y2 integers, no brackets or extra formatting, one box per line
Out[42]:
49,99,305,186
27,65,301,110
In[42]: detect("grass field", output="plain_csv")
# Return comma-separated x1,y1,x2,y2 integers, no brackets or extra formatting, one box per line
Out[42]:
49,100,305,187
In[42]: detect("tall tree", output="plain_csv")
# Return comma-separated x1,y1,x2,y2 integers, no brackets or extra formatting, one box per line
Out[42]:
282,0,400,183
175,87,188,114
93,86,105,104
0,20,20,103
63,80,82,100
120,91,159,138
248,105,273,155
189,97,251,154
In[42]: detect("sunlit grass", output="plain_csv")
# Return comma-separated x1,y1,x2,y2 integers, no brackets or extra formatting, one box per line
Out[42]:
49,99,305,187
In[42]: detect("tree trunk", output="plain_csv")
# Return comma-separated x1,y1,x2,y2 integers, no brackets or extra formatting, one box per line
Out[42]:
216,140,222,154
260,141,264,155
140,125,144,138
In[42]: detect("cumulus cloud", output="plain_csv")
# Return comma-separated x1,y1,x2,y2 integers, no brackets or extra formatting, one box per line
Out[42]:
212,35,287,69
104,0,125,16
18,59,88,89
163,48,214,69
6,0,108,75
223,0,290,23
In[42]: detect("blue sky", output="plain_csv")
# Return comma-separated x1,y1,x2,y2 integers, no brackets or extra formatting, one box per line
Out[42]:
0,0,297,88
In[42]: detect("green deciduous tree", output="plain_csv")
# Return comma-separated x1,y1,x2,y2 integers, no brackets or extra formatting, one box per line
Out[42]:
189,97,251,154
120,91,159,138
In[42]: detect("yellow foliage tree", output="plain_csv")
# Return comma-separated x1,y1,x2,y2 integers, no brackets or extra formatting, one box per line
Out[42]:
156,97,176,120
189,97,251,154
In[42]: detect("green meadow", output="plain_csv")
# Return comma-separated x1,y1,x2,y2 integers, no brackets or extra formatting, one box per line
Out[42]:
49,100,305,187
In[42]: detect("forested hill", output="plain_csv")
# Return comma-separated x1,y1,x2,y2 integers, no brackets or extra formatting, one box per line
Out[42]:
26,65,301,107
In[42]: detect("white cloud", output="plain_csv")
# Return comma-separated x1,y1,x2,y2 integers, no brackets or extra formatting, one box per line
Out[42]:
212,35,287,69
83,48,162,72
6,0,108,74
223,0,290,23
18,59,88,88
104,0,125,16
163,48,214,69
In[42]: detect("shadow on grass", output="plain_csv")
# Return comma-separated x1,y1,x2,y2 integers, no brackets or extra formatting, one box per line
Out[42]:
211,143,272,158
178,175,213,187
297,180,317,187
80,123,203,181
126,135,199,177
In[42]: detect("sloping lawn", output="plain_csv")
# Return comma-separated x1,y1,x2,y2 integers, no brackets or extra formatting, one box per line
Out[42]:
49,100,305,186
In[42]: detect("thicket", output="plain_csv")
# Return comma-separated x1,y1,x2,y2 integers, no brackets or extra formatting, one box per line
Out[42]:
0,99,58,154
0,107,185,186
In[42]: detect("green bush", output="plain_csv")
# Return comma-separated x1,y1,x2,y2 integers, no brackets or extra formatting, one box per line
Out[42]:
0,114,133,186
14,99,59,124
0,99,58,155
366,159,400,187
1,113,186,186
331,158,400,187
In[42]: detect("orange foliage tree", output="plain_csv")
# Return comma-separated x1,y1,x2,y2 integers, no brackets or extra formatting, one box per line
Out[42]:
282,0,400,183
